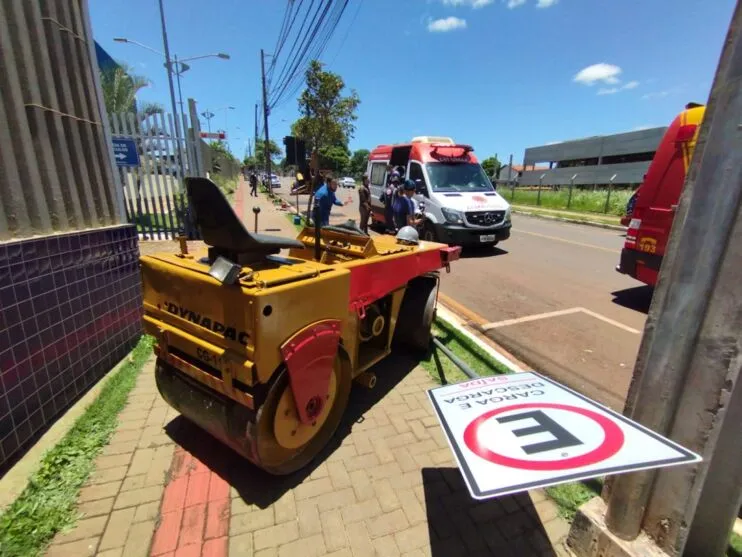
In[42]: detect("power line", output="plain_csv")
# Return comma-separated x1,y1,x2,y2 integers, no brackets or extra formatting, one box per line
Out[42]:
269,0,349,109
267,0,321,98
274,0,344,102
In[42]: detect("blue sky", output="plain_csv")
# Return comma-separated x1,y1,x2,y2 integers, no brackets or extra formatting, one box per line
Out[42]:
90,0,735,164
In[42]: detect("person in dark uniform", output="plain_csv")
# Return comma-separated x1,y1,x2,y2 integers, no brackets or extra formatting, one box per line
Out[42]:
358,173,371,233
380,170,400,233
249,168,258,197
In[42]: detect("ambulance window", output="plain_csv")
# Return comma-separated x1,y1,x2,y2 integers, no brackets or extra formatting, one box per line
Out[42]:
370,163,386,186
409,162,427,190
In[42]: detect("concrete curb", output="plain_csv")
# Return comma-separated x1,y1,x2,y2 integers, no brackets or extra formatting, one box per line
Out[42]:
513,208,626,232
435,305,525,373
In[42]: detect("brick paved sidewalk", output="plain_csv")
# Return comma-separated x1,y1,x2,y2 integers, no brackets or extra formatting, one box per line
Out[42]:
43,179,572,556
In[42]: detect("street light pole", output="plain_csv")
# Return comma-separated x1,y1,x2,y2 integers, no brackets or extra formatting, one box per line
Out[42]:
174,54,185,113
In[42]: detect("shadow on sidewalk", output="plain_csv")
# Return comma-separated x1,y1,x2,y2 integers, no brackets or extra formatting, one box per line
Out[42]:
163,351,420,508
422,467,557,556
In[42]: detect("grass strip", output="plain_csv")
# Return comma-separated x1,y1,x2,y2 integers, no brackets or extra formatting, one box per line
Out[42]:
505,189,633,217
284,212,305,233
512,205,622,227
0,336,154,557
421,316,510,385
211,174,238,201
730,532,742,557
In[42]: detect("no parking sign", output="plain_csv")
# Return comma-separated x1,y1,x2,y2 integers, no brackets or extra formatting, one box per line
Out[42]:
427,372,701,500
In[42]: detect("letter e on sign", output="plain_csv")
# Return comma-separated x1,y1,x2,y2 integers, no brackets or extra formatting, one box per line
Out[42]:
427,372,701,500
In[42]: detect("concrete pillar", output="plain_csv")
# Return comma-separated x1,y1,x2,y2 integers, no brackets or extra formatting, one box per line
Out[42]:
568,2,742,555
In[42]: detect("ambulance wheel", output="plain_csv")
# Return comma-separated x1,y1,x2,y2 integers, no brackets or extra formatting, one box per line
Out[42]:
422,223,438,243
394,275,438,354
254,348,351,475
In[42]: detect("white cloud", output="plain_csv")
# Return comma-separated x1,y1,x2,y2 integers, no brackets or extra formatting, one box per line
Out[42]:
597,80,640,95
427,16,467,32
632,125,656,131
536,0,557,7
442,0,494,6
574,63,622,86
507,0,526,7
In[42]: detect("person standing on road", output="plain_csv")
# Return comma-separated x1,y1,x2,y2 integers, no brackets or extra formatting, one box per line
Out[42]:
358,173,371,233
249,169,258,197
313,176,344,227
393,180,421,230
380,170,400,233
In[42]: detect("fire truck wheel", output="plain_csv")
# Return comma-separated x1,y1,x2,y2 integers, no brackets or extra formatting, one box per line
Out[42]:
394,275,438,354
254,347,352,475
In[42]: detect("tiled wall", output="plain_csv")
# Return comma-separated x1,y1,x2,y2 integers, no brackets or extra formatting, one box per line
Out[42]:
0,225,142,471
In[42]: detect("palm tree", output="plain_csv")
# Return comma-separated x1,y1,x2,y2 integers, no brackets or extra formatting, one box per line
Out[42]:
99,63,151,114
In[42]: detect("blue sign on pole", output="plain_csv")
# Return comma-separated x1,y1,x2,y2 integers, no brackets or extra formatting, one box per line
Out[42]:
112,137,140,167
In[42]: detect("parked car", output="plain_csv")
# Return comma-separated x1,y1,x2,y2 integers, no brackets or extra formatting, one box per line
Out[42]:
271,174,281,188
340,177,356,188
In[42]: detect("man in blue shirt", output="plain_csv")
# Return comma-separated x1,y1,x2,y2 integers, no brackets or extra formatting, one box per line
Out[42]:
313,177,344,226
393,180,421,230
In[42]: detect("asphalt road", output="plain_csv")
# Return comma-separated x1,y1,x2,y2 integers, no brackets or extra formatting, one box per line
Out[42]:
274,181,650,411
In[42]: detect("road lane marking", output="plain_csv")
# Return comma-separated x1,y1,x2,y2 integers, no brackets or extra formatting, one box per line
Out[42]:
518,230,621,254
481,308,583,331
578,308,642,334
481,307,641,335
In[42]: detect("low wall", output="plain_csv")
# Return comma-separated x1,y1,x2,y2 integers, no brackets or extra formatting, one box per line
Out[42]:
0,224,142,471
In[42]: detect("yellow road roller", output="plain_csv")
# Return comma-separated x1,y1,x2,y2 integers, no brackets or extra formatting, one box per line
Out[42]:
140,177,460,474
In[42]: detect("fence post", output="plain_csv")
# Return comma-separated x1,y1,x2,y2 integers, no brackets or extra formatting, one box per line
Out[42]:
567,174,577,209
537,174,546,206
604,173,617,213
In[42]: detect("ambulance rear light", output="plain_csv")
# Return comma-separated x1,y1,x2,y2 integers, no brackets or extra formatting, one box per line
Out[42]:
675,124,698,144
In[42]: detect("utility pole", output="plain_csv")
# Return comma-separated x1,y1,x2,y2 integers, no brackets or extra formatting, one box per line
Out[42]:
254,103,258,165
157,0,186,179
569,3,742,556
260,49,271,178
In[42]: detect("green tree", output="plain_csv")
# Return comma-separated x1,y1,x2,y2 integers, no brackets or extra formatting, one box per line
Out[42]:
480,156,501,178
210,140,237,162
348,149,370,177
319,145,350,174
100,63,150,114
290,60,360,215
254,138,282,168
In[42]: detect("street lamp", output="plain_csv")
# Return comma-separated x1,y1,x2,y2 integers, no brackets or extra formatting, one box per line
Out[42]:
114,38,230,116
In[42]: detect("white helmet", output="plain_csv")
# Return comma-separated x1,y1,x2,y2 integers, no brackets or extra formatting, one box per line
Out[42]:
396,226,419,245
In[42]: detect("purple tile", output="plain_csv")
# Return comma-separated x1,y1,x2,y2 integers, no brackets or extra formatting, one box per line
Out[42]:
6,243,22,265
1,433,18,461
0,245,8,267
0,415,12,440
15,420,32,447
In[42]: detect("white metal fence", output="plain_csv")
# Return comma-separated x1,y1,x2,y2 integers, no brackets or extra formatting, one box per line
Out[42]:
109,107,202,240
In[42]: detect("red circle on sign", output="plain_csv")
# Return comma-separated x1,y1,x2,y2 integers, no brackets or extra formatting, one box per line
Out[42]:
462,403,624,471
